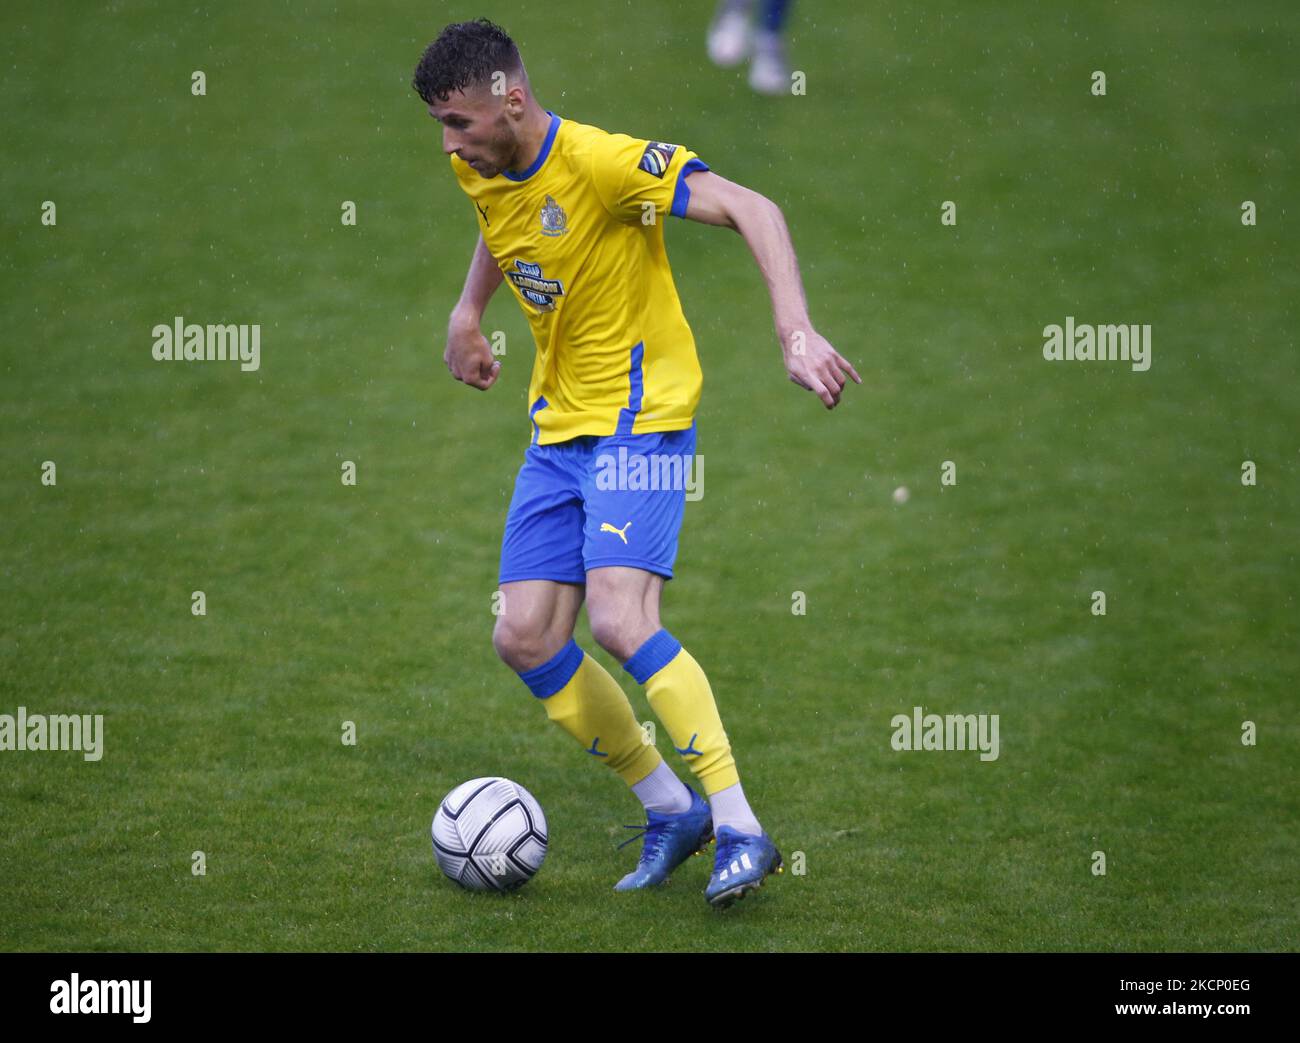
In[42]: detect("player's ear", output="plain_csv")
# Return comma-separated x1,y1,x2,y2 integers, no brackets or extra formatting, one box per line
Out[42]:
503,79,528,116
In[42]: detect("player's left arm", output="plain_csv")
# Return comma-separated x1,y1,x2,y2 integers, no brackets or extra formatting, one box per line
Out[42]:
680,170,861,409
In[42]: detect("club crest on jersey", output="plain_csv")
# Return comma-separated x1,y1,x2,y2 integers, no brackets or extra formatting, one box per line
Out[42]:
508,259,565,312
539,194,568,237
637,141,678,178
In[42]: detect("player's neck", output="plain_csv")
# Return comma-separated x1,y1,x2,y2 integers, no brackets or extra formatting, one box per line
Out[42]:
508,104,553,175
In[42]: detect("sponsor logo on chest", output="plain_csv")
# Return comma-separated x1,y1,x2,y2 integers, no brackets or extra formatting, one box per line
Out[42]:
507,259,565,312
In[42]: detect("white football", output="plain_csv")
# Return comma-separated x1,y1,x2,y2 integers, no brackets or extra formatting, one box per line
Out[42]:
431,777,548,892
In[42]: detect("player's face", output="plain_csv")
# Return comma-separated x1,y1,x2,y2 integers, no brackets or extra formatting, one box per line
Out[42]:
428,85,516,179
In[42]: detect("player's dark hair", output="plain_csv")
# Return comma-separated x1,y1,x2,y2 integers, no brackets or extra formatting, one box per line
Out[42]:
412,18,524,105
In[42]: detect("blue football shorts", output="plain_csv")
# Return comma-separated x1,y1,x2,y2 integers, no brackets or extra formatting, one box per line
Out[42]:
498,421,698,584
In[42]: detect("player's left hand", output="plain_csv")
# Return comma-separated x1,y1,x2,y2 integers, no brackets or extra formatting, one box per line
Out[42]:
782,329,861,409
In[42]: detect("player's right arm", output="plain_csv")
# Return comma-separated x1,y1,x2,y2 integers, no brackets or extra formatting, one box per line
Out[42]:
445,234,504,390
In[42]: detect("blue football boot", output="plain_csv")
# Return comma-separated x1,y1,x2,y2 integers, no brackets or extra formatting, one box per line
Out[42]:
705,825,783,908
613,786,714,891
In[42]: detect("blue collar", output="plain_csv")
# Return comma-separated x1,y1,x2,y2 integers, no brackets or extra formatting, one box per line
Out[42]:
503,111,561,182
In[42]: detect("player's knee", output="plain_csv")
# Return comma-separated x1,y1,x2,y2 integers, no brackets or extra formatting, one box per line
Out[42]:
587,602,651,662
492,615,555,673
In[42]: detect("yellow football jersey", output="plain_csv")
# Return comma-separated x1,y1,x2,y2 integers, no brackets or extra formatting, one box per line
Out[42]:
450,111,709,445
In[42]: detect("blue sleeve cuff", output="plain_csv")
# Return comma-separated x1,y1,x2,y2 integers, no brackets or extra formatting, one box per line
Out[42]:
670,158,711,218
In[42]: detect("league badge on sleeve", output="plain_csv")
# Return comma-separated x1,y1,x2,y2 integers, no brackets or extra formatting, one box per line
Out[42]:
637,141,679,178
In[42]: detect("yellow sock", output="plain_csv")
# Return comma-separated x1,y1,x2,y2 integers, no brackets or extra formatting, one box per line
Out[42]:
518,639,661,786
623,630,739,796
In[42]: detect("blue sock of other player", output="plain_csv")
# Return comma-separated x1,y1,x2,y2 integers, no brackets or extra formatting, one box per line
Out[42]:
760,0,792,33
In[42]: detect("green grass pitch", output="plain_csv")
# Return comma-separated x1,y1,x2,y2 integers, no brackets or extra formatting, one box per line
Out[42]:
1,0,1297,951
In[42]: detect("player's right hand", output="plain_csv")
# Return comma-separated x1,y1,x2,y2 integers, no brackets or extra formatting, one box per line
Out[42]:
444,317,501,390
